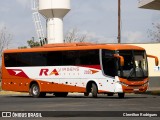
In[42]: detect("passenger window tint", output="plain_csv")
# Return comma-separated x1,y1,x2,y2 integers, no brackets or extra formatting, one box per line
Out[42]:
4,50,100,67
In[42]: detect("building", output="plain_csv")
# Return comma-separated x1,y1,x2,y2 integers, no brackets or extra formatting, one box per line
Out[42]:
138,0,160,10
138,0,160,89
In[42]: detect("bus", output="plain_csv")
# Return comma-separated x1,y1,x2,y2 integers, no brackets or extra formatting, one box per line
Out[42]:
1,43,159,98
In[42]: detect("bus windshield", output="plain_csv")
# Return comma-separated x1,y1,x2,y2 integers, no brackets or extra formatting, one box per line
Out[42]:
102,50,148,80
117,50,148,80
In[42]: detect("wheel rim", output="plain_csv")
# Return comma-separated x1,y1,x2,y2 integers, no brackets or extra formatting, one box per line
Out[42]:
33,86,39,95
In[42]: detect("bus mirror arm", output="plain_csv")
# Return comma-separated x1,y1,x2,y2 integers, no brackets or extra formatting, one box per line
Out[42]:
114,54,124,67
147,55,159,66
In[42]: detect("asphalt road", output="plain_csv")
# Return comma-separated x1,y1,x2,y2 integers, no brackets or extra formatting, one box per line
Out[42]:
0,93,160,120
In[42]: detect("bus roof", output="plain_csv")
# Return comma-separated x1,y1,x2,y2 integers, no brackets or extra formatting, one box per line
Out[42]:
3,43,145,53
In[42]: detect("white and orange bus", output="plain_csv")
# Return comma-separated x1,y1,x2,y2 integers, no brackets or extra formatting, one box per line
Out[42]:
1,43,159,98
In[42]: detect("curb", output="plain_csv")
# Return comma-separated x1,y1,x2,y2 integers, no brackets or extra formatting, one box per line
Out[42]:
0,91,28,95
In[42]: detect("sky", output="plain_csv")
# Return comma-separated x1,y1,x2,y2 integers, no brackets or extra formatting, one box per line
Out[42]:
0,0,160,48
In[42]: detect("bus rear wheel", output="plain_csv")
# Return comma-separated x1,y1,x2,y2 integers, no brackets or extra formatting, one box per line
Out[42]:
118,93,125,98
30,84,46,98
107,93,114,96
91,83,98,98
54,92,68,97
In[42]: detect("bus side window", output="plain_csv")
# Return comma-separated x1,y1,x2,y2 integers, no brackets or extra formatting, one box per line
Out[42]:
4,53,17,67
79,50,100,65
17,53,32,66
62,50,100,66
62,51,78,66
47,51,62,66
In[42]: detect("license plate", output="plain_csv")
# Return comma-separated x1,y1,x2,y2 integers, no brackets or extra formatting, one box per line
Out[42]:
134,89,139,91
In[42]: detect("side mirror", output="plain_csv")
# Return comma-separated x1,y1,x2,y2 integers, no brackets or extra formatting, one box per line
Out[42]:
147,55,159,66
114,54,124,67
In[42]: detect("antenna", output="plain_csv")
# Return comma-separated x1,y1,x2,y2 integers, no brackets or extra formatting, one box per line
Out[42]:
38,0,71,44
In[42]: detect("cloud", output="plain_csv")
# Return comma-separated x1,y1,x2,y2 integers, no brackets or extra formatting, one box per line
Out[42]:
0,0,159,49
78,31,116,43
16,0,30,8
122,31,144,43
65,28,113,43
0,7,10,13
0,22,5,28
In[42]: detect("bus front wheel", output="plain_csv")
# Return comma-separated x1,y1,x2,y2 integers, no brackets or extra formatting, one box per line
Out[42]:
91,83,98,98
118,93,125,98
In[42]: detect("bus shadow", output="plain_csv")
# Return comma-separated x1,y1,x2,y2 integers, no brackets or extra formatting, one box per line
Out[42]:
8,95,148,99
67,96,148,99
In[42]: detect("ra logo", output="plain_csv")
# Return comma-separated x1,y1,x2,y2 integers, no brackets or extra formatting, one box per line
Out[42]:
39,69,59,76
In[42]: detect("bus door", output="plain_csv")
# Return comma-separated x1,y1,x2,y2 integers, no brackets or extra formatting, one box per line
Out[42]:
101,50,117,92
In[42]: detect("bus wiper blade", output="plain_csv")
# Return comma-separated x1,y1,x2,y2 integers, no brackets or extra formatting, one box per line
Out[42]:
127,68,135,79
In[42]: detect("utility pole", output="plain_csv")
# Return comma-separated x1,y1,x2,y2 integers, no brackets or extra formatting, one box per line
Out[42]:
118,0,121,43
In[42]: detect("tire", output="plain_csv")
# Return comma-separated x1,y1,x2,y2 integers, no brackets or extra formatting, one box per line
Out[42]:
107,93,114,96
54,92,68,97
30,84,46,98
30,84,40,98
91,83,98,98
118,93,125,98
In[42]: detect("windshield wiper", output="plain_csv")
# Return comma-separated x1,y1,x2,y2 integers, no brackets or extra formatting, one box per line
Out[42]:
127,68,135,79
136,67,145,77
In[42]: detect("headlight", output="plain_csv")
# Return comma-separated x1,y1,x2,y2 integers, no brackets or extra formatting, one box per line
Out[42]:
117,81,128,87
142,82,148,86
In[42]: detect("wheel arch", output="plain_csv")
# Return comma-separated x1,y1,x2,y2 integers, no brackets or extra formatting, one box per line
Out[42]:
86,80,98,93
29,80,41,92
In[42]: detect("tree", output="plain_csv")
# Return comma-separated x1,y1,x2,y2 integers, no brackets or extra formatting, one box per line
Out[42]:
18,39,41,49
19,28,88,49
64,28,88,43
18,46,27,49
0,26,12,58
148,22,160,42
0,27,12,82
27,39,41,48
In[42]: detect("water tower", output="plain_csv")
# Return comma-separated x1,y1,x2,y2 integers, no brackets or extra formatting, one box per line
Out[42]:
38,0,71,44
